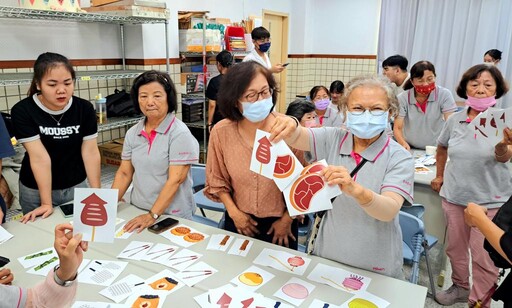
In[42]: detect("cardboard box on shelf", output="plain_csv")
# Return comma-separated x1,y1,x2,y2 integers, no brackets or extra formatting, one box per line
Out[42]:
98,139,124,167
95,0,166,8
91,0,120,6
83,5,169,19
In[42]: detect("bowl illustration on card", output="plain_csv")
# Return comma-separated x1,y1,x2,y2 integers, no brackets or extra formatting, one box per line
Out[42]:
170,226,190,236
149,277,178,291
281,282,309,299
342,274,364,291
273,154,295,178
348,298,378,308
238,272,263,286
131,294,160,308
289,174,325,212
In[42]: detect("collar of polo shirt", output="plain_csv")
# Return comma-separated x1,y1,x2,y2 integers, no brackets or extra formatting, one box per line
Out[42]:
338,131,391,163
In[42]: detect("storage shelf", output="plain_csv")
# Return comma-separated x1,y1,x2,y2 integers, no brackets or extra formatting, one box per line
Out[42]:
98,116,143,132
0,5,168,24
0,69,145,86
182,93,205,98
184,120,206,129
181,51,250,58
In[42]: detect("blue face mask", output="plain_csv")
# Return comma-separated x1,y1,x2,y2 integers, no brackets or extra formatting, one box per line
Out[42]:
258,42,271,53
241,96,274,123
346,110,389,139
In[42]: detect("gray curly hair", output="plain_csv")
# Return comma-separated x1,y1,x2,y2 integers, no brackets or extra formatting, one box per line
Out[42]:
339,74,399,118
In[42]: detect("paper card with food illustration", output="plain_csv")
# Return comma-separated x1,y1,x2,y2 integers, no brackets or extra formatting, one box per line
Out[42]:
283,162,337,216
490,107,512,131
141,269,184,295
274,277,316,307
467,110,502,145
206,234,235,251
307,263,372,294
250,129,278,179
125,292,168,308
478,109,504,146
207,284,265,308
309,298,342,308
28,257,90,277
78,260,128,286
175,261,217,287
253,296,295,308
227,238,253,257
230,265,275,291
166,248,202,271
340,292,390,308
414,163,432,174
193,284,234,308
139,243,179,265
271,140,305,191
117,241,154,260
72,301,126,308
253,248,311,276
114,224,133,239
18,247,57,269
73,188,118,243
159,224,209,247
99,273,145,303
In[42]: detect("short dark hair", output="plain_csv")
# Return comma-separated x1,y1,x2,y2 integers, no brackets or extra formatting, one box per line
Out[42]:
484,49,502,61
309,85,330,101
251,26,270,40
403,61,436,90
285,99,316,122
382,55,408,71
216,50,234,68
130,70,177,114
28,52,76,97
217,61,277,121
329,80,345,93
456,64,509,99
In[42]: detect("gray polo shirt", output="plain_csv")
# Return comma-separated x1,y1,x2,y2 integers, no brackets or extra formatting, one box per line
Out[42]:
307,128,414,278
437,108,512,208
122,113,199,219
322,104,345,128
397,86,456,149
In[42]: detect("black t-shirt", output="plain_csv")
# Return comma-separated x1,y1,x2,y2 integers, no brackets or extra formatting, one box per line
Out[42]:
205,74,225,126
11,95,97,189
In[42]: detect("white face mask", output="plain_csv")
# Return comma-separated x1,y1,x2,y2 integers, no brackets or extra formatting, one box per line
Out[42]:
346,110,389,139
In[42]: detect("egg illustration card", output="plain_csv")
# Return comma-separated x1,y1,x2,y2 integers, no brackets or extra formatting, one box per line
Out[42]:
230,265,275,291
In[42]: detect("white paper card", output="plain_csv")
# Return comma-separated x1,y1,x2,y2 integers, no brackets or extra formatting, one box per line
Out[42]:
253,248,311,276
139,243,179,265
340,292,390,308
114,224,133,239
227,238,253,257
250,129,277,179
307,263,372,293
167,248,202,271
272,140,305,191
206,234,235,251
78,260,128,286
117,241,154,260
159,224,209,247
230,265,275,291
274,277,316,306
73,188,118,243
99,274,145,303
175,261,217,287
0,226,13,244
17,247,57,269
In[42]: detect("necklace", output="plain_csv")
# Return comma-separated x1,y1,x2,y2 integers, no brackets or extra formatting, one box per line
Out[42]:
49,113,65,126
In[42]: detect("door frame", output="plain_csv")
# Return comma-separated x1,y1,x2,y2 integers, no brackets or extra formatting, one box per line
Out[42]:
262,10,289,113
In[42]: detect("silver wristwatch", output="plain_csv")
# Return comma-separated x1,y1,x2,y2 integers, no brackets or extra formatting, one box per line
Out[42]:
149,210,160,220
53,265,76,287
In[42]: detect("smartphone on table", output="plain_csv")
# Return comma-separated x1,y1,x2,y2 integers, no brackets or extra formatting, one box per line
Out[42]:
0,256,10,267
59,203,74,218
148,217,179,234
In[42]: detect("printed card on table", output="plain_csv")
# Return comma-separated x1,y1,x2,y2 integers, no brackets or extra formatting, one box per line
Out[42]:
0,225,13,244
207,284,264,308
207,234,235,251
114,224,133,239
28,258,90,277
99,274,145,303
271,140,305,191
139,243,179,265
117,241,154,260
142,269,184,295
78,260,128,286
307,263,372,294
72,302,125,308
18,247,57,269
253,247,311,276
194,284,234,308
273,277,316,307
227,238,253,257
167,248,202,271
73,188,118,243
340,292,390,308
175,261,217,287
125,292,168,308
250,129,278,179
230,265,275,291
159,224,208,247
309,298,342,308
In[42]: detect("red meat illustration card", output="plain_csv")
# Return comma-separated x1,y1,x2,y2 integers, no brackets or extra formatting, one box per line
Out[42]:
283,160,341,216
250,130,278,179
272,141,304,191
73,188,118,243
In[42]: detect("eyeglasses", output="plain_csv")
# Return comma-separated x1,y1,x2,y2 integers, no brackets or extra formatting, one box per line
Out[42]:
348,108,388,116
243,88,273,103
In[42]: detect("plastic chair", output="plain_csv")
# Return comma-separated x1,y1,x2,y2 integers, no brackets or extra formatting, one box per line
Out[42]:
399,211,438,297
297,213,315,252
191,214,223,229
400,203,425,220
190,164,226,217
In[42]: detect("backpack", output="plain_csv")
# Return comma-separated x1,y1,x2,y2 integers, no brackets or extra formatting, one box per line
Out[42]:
483,196,512,269
106,89,140,117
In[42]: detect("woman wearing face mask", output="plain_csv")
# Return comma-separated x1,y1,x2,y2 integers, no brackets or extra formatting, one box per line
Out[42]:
483,49,502,65
431,64,512,307
285,99,318,128
269,75,414,278
393,61,457,150
310,85,338,127
323,80,346,128
204,61,298,248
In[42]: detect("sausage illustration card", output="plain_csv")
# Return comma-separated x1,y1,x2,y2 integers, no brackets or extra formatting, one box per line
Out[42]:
73,188,118,243
250,130,278,179
272,141,305,191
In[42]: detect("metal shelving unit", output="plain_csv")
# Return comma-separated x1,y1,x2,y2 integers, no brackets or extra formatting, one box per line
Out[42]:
98,116,143,132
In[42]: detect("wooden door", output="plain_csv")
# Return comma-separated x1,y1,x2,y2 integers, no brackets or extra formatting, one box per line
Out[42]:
263,11,289,113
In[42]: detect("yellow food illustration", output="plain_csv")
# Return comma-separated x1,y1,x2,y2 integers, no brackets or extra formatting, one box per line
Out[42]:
238,272,263,286
149,277,178,291
131,295,159,308
348,298,378,308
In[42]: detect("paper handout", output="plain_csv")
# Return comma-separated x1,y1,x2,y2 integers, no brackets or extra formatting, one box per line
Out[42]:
73,188,118,243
